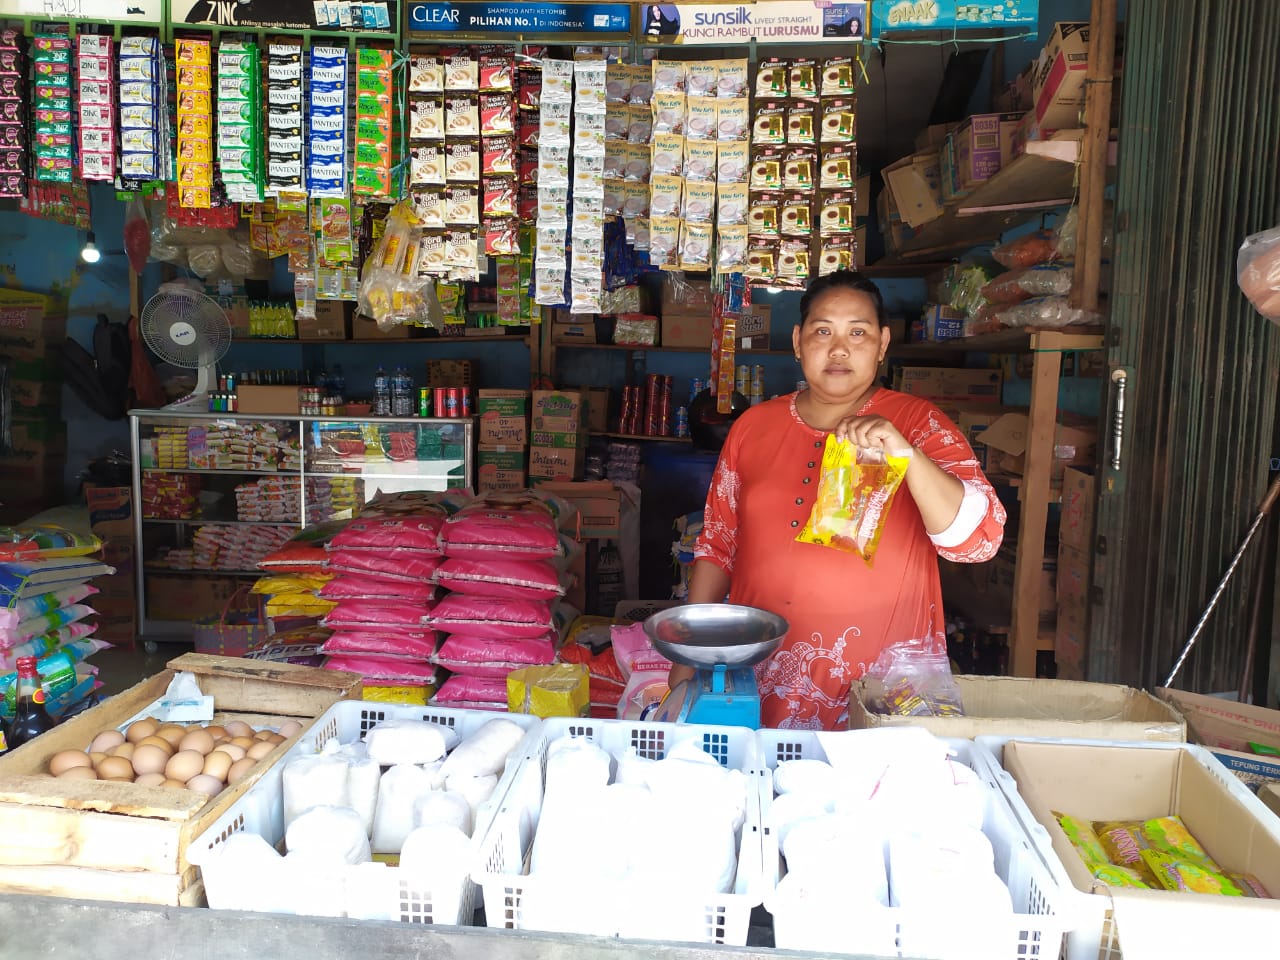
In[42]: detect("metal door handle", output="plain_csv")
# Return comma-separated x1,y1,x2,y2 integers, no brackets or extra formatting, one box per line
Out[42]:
1110,369,1128,470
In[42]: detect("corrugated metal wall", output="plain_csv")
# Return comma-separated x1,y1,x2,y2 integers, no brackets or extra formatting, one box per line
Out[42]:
1091,0,1280,692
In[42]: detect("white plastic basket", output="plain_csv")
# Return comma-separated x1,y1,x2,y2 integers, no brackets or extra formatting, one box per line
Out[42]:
755,728,1068,959
473,717,763,945
974,735,1280,960
188,701,541,924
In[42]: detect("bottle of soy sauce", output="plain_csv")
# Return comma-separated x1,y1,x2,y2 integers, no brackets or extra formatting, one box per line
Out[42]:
6,657,54,749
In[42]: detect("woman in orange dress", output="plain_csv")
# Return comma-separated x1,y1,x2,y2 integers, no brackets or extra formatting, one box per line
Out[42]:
673,271,1006,729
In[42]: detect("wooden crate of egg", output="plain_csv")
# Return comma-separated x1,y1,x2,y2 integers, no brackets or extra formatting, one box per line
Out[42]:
0,653,361,906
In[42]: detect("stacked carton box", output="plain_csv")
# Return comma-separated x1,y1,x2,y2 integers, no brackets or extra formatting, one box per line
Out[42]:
0,292,68,523
529,390,587,481
83,483,138,648
476,389,529,492
1056,466,1095,680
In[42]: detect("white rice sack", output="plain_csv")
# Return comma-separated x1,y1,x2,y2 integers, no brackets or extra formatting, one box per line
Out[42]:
530,784,621,880
202,832,284,913
773,758,837,799
364,719,452,766
421,758,445,789
371,764,436,854
285,805,372,865
544,737,611,802
645,740,748,833
345,756,381,836
771,873,898,956
782,814,888,905
636,795,737,896
769,791,833,851
437,718,526,780
887,827,998,909
611,746,655,786
414,788,473,836
444,773,497,820
282,752,350,829
399,823,473,923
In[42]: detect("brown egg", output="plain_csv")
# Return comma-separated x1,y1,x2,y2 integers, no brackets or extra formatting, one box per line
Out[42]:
212,743,247,762
109,742,136,760
56,766,99,781
165,750,206,783
246,740,276,762
266,733,287,745
230,736,256,750
154,725,187,748
277,720,303,739
186,774,223,797
228,757,257,784
223,720,253,739
179,729,215,756
131,744,171,777
137,735,175,756
134,772,167,788
96,756,135,780
48,750,93,776
89,751,107,766
126,718,159,743
202,750,232,782
204,725,228,741
252,730,274,741
89,730,125,754
161,778,190,789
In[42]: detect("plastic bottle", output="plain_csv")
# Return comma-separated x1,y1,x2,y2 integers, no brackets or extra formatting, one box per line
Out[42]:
6,657,54,749
393,366,412,417
373,366,390,416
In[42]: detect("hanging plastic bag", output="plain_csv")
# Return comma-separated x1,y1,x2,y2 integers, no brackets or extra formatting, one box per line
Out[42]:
862,640,965,718
796,436,910,565
1237,225,1280,323
995,295,1101,329
991,230,1060,269
123,197,151,274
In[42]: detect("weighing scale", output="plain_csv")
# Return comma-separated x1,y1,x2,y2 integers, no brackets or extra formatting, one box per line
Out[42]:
645,604,789,728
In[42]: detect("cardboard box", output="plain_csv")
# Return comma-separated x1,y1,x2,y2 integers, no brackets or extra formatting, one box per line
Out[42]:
999,740,1280,956
661,312,714,349
952,112,1024,188
735,305,772,351
83,484,133,538
95,539,136,602
894,366,1003,404
93,592,137,646
1033,22,1090,129
351,315,415,339
854,172,870,218
476,446,527,492
1054,603,1088,681
921,304,966,341
1157,688,1280,791
0,417,68,519
1059,466,1096,551
849,675,1185,741
529,428,587,449
914,122,956,153
990,548,1056,619
957,406,1010,469
527,444,585,481
534,480,622,539
1,344,62,409
980,412,1097,481
583,386,610,433
854,223,867,267
1262,783,1280,819
297,300,351,341
427,360,473,388
552,321,597,344
477,389,529,446
660,277,715,316
1057,542,1091,613
938,131,966,201
882,151,944,227
532,389,585,433
147,575,243,623
235,385,301,415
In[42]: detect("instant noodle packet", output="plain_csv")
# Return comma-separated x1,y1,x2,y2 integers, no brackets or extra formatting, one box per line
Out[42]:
1091,864,1152,889
1140,850,1245,896
1055,812,1110,867
1094,821,1161,887
796,436,910,564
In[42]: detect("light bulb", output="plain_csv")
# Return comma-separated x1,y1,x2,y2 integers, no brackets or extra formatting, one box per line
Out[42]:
80,232,101,264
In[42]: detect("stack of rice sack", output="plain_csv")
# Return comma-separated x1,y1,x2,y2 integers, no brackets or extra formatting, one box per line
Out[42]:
316,511,448,702
556,617,628,719
429,496,568,712
255,522,346,636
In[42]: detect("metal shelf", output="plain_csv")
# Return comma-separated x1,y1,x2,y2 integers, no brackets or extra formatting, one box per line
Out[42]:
230,335,530,345
591,431,692,443
141,467,300,477
144,567,263,578
141,518,302,527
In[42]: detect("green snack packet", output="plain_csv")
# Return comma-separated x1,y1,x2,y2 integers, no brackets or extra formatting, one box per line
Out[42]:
1141,849,1244,896
1055,812,1111,867
1091,864,1152,889
1141,815,1220,870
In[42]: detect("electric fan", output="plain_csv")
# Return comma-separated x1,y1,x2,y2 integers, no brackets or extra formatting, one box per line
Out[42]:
139,284,231,407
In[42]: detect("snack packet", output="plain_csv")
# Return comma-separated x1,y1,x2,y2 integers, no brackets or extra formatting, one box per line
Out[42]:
1055,812,1110,867
796,435,910,564
1091,864,1152,889
1094,821,1161,887
1141,850,1245,896
1140,815,1220,870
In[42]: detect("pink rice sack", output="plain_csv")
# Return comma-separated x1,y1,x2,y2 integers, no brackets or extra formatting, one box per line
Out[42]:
321,656,440,683
318,575,437,602
327,514,445,554
326,549,442,583
431,634,557,678
432,673,509,706
322,599,435,628
435,557,565,600
440,501,561,560
321,629,440,660
429,594,554,639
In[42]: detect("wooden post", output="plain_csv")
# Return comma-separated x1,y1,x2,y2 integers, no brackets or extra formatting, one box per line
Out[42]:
1071,0,1119,312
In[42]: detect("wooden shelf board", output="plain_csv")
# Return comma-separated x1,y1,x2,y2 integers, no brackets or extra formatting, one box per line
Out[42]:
232,335,529,345
889,326,1105,356
591,431,692,443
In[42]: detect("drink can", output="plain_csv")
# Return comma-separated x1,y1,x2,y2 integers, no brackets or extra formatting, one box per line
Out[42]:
461,389,472,417
445,387,460,417
674,406,690,438
433,388,447,418
418,387,431,417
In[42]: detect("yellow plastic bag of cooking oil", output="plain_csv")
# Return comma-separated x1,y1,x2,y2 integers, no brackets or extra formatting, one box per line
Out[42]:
507,664,590,718
796,435,910,565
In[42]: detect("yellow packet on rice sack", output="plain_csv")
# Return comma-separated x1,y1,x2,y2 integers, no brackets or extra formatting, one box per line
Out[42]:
265,594,338,617
796,435,910,564
1094,820,1162,887
1140,850,1245,896
508,663,589,718
1140,815,1220,870
1091,864,1152,889
252,574,333,595
1055,812,1110,867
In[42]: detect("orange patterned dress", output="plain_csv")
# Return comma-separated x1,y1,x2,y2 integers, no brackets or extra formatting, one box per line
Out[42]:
694,390,1005,730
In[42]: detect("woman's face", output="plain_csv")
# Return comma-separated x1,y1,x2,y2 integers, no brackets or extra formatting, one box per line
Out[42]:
792,287,890,404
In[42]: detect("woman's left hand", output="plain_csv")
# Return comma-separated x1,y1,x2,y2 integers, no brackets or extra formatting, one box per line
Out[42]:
834,415,914,457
